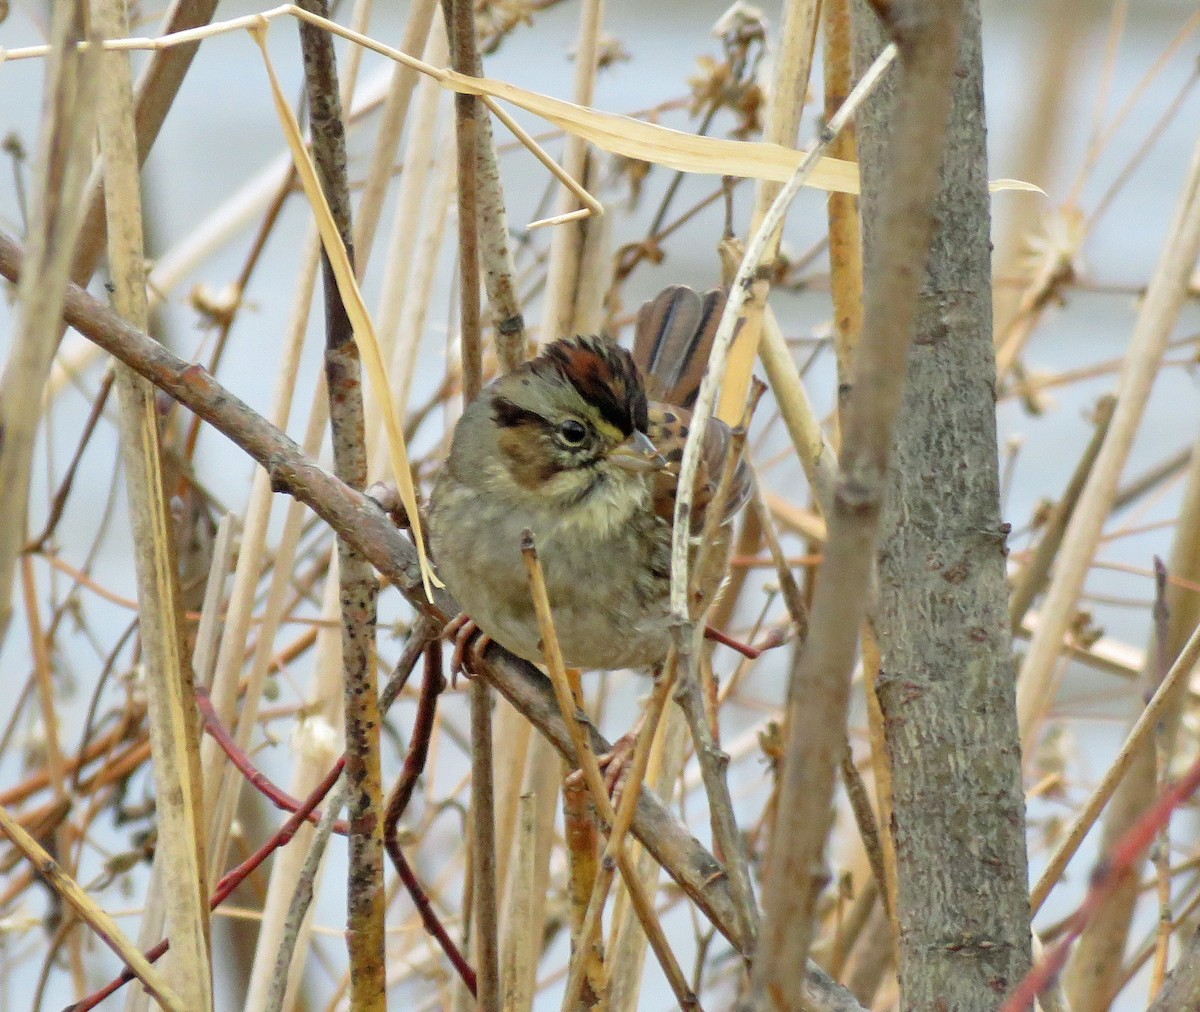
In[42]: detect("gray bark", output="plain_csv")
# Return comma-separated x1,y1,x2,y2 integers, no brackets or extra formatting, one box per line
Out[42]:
855,0,1033,1007
1149,925,1200,1012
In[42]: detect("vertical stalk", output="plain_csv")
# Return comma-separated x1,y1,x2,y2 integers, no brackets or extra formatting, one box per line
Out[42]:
444,1,501,1007
296,2,386,1005
717,0,822,424
95,0,213,1006
536,0,605,343
0,0,98,646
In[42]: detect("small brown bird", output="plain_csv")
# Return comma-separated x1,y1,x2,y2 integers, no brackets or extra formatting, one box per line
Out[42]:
428,286,751,671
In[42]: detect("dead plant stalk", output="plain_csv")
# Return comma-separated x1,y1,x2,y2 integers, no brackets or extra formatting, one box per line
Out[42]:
294,3,388,1004
1016,131,1200,758
520,533,697,1011
444,2,503,1007
0,0,98,647
96,0,213,1004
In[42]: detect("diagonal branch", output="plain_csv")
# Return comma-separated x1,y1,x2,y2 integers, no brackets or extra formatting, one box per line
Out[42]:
0,233,870,1012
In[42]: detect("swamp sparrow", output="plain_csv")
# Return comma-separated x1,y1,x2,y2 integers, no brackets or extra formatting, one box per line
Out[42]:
428,286,751,671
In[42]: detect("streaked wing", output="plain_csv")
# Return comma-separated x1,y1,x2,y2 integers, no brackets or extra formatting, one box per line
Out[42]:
648,404,752,528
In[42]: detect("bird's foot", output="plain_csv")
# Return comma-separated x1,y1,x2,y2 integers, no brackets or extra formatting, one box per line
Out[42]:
597,731,640,804
442,614,492,686
564,733,637,807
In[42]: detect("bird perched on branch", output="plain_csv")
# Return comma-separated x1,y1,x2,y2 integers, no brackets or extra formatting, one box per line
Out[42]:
428,285,751,672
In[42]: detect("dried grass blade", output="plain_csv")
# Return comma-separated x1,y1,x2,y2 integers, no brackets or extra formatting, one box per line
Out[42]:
1016,134,1200,757
0,0,99,645
0,803,185,1010
251,25,440,598
96,0,212,1003
452,67,858,192
0,7,1047,210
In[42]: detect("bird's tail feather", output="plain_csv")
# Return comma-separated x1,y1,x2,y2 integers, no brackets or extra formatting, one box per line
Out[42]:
632,286,726,410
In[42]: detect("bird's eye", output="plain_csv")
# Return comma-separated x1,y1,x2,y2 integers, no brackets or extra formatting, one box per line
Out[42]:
558,419,587,445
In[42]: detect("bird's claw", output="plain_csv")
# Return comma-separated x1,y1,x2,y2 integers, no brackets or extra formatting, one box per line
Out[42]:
564,732,639,805
442,614,492,686
598,732,638,802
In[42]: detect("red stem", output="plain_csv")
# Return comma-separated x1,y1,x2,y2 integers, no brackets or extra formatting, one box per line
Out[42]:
391,844,478,997
702,623,788,659
382,644,477,994
67,760,343,1010
70,663,475,1010
1002,750,1200,1010
195,686,350,834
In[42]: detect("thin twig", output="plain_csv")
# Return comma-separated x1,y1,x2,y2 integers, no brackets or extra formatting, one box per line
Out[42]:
520,532,699,1011
384,640,446,828
0,802,185,1010
25,370,115,552
203,637,478,996
677,387,762,951
196,687,347,832
1009,395,1117,631
263,774,347,1012
1031,617,1200,913
839,742,890,919
444,2,501,1005
379,638,478,995
1150,561,1174,998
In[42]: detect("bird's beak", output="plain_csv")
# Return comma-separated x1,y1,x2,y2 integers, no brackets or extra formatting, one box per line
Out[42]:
610,430,667,473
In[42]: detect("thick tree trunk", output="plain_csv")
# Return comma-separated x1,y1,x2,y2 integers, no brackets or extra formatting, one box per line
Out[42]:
855,0,1033,1007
